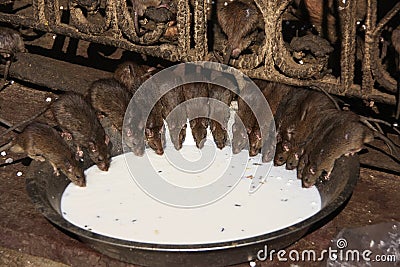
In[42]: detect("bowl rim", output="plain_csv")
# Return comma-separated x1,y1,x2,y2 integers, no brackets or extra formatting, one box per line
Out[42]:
25,154,359,253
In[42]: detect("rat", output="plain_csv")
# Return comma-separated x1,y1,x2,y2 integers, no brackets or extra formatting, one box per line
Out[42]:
300,114,373,188
284,96,339,170
217,0,261,64
271,88,311,164
274,90,338,167
208,76,236,149
128,0,169,37
250,80,293,160
70,0,100,13
232,80,263,155
158,70,187,150
113,61,155,94
123,100,146,156
0,122,86,187
50,92,111,171
0,26,25,91
231,113,249,154
0,92,113,169
182,82,210,149
296,110,349,180
87,78,133,132
145,100,165,155
285,108,340,170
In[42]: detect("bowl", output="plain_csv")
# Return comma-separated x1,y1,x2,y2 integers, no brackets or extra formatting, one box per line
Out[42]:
25,148,359,266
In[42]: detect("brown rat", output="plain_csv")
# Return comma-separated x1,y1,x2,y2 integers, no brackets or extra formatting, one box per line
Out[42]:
182,82,209,149
275,90,338,167
231,113,249,154
0,26,25,90
113,61,155,94
128,0,166,36
232,81,263,155
208,76,236,149
300,115,373,188
70,0,100,13
251,80,293,160
123,100,146,156
50,92,111,171
159,72,187,150
217,0,261,64
285,105,340,170
145,100,165,155
87,78,133,132
0,122,85,187
296,110,361,184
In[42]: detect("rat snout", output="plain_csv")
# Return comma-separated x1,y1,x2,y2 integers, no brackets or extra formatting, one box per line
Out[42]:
98,161,110,172
216,140,225,150
302,176,314,188
262,149,273,163
274,154,286,166
133,146,145,157
285,161,296,170
249,148,259,157
74,177,86,187
196,137,207,149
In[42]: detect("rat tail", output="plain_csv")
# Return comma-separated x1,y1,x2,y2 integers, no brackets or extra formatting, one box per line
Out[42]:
308,85,341,111
359,116,400,161
0,139,14,152
0,104,50,138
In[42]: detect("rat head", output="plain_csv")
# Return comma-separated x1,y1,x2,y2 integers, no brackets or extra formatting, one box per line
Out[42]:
231,121,248,154
75,0,100,13
114,61,145,93
296,152,309,180
124,115,146,156
190,118,208,149
168,119,187,150
286,149,301,170
122,108,146,157
301,163,320,188
146,125,165,155
274,141,291,166
88,134,111,171
62,159,86,187
249,127,262,157
211,120,228,150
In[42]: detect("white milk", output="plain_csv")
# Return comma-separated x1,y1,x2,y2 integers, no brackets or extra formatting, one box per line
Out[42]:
61,152,321,245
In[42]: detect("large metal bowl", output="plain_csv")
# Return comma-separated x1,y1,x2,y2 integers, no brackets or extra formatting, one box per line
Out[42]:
25,125,359,266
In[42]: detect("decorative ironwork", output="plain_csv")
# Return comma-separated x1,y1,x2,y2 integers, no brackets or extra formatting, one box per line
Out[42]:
0,0,398,104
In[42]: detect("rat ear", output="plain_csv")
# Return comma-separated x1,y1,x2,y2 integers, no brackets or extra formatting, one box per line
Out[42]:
282,140,291,151
145,128,153,137
138,119,145,130
126,129,132,137
89,142,97,152
255,130,261,140
211,123,216,132
201,119,208,128
105,135,110,145
64,160,73,172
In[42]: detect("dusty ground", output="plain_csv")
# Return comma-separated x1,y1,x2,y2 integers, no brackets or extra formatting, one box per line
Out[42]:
0,83,399,267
